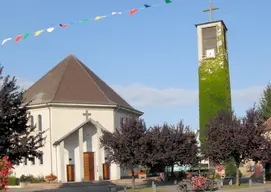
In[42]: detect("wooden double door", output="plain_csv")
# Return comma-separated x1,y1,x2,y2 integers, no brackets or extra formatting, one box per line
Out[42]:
84,152,95,181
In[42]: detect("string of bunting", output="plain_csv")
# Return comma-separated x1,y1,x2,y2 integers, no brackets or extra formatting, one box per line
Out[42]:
1,0,172,46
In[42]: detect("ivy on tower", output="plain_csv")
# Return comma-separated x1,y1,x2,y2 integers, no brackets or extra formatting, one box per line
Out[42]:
196,20,232,144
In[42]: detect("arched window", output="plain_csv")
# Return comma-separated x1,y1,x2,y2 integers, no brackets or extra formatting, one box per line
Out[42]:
38,115,43,165
38,115,42,131
30,115,34,128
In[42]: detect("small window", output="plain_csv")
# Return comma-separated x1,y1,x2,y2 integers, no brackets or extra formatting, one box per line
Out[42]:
38,115,43,147
38,115,42,131
30,115,34,128
39,154,43,165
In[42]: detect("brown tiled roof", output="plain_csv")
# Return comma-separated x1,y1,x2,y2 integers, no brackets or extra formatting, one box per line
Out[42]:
23,55,134,109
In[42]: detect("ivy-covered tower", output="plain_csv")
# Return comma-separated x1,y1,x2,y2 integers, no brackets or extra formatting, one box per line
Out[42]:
196,20,232,143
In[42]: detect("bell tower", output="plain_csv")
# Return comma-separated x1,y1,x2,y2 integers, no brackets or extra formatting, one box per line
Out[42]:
196,2,232,143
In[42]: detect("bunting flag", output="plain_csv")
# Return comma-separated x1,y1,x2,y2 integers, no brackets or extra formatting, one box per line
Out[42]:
34,30,44,36
23,34,30,40
59,24,67,28
15,35,23,42
81,18,88,22
130,9,138,15
1,0,174,46
47,27,54,32
1,38,11,45
94,16,105,21
144,4,151,8
112,12,122,15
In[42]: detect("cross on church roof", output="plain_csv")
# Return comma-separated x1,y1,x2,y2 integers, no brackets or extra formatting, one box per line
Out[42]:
203,0,219,21
83,110,91,121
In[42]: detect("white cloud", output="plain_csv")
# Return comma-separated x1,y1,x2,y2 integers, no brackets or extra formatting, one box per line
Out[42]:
112,84,197,107
113,84,265,108
15,78,264,108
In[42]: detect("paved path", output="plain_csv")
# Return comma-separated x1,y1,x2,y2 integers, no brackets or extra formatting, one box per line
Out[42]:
8,185,111,192
220,184,271,192
7,183,271,192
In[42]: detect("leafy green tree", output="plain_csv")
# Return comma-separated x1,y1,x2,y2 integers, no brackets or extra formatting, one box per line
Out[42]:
0,66,45,164
258,83,271,121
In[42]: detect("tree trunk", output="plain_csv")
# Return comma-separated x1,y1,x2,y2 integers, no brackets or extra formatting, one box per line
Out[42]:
235,164,240,186
171,165,174,177
131,168,136,189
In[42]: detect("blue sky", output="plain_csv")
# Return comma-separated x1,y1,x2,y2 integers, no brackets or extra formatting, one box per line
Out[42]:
0,0,269,129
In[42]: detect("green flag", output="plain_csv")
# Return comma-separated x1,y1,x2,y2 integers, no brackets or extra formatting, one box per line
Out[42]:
165,0,172,3
81,18,88,23
23,33,30,40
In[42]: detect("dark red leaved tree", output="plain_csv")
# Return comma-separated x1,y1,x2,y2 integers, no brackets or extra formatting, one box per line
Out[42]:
100,118,146,189
201,107,271,186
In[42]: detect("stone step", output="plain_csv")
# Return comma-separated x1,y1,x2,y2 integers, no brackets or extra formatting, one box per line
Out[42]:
25,182,61,189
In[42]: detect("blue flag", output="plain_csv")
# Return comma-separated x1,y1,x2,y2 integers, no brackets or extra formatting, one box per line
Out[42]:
144,4,151,8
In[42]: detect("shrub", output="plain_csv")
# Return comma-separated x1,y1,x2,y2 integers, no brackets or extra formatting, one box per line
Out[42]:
0,157,13,190
8,176,20,186
19,175,45,183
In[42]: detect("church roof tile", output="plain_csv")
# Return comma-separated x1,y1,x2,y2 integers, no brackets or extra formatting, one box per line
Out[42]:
23,55,134,109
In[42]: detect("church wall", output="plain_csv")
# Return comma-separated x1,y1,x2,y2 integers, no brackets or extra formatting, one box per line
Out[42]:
13,107,52,179
113,109,141,178
63,131,80,181
114,110,140,131
50,106,115,181
50,106,114,142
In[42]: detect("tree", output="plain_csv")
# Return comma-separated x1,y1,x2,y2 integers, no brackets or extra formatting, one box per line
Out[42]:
258,83,271,121
201,107,271,186
144,121,200,176
100,118,147,189
0,66,45,165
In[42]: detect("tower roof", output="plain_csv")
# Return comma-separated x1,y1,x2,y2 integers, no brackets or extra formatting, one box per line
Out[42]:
23,55,134,110
195,20,228,31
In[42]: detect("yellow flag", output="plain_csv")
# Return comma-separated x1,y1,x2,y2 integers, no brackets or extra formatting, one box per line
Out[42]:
34,30,44,36
94,16,105,21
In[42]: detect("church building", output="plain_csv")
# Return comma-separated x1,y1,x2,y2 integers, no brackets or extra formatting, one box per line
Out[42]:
13,55,143,182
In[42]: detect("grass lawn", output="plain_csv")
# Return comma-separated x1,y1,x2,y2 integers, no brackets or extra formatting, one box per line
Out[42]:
223,183,249,189
128,188,168,192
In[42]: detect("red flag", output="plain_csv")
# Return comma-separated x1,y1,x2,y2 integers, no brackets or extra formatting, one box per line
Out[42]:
59,24,67,28
130,9,138,15
15,35,23,42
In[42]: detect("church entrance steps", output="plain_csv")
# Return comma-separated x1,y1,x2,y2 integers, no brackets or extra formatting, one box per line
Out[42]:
24,182,61,189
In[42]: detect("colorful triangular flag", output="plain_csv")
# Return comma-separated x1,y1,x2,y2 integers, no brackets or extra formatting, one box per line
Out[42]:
165,0,172,3
130,9,138,15
1,38,11,45
23,34,30,40
144,4,151,8
15,35,23,42
94,16,105,21
34,30,44,37
47,27,55,32
59,24,67,28
112,12,122,15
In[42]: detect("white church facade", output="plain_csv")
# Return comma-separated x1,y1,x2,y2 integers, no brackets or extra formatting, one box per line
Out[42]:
13,55,143,182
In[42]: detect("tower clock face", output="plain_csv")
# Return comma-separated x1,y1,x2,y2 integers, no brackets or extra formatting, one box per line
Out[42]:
206,49,215,58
